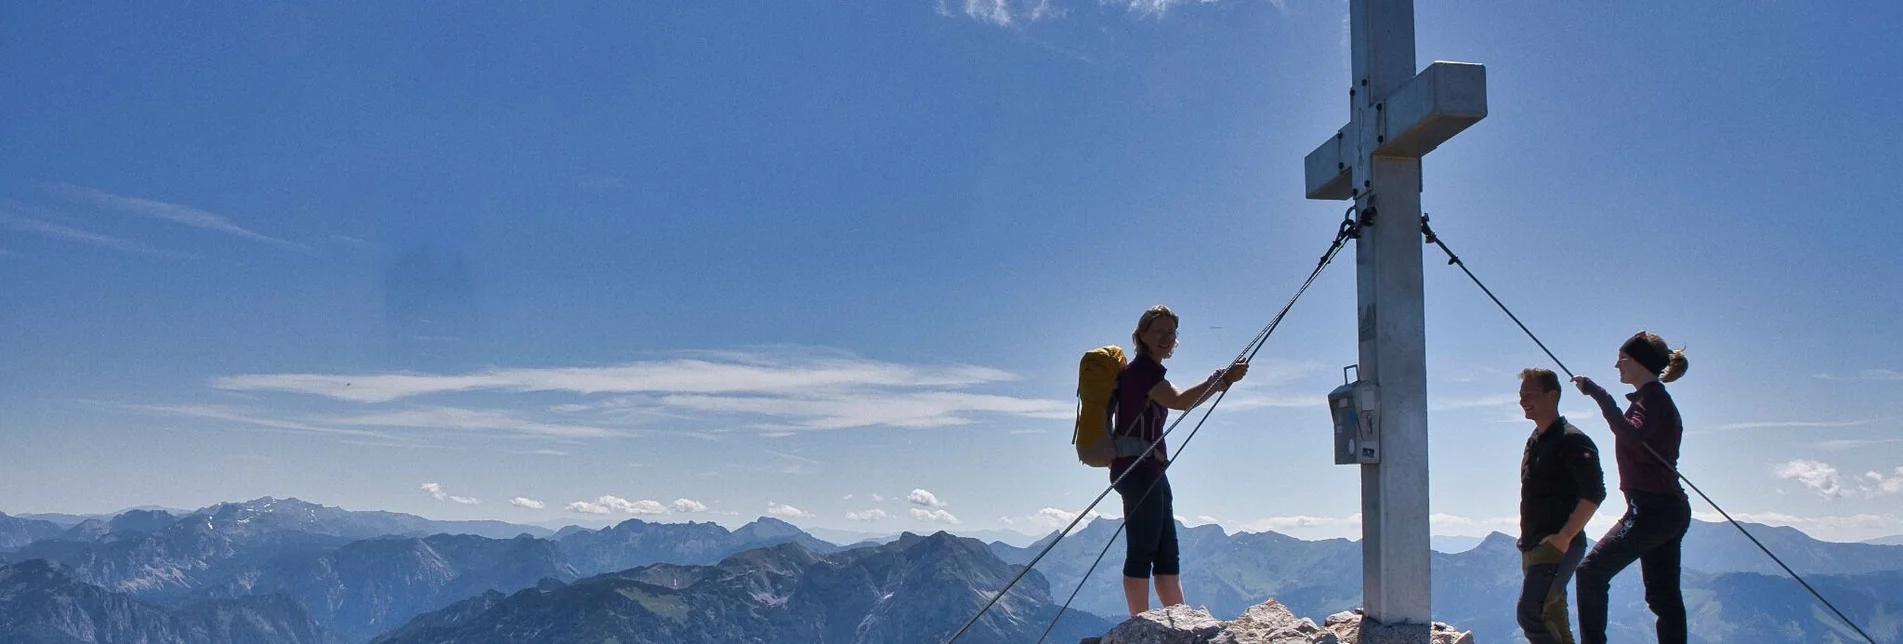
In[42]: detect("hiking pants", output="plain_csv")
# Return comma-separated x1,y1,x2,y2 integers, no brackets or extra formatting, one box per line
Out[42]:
1519,532,1587,644
1112,466,1178,579
1576,491,1692,644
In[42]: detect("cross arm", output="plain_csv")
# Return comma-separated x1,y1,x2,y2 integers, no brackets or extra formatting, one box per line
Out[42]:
1304,61,1488,201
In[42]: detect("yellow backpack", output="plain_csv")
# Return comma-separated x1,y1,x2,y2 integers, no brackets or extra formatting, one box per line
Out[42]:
1073,345,1127,467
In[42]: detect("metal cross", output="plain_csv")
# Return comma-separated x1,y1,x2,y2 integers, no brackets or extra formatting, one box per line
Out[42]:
1303,0,1486,633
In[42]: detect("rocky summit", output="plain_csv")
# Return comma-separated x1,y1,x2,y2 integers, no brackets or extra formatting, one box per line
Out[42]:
1086,600,1472,644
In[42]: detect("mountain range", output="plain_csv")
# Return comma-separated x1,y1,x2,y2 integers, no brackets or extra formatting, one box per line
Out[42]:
3,497,1900,643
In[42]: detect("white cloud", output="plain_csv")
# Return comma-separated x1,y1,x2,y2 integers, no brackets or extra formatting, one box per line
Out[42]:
510,497,546,510
768,502,813,519
912,508,962,525
1866,467,1903,496
1774,460,1903,498
1775,459,1848,497
872,493,886,503
566,495,667,515
531,449,568,456
566,501,610,515
908,489,947,508
420,482,480,505
847,509,892,522
670,498,708,513
53,184,307,251
1024,507,1103,530
1429,513,1518,535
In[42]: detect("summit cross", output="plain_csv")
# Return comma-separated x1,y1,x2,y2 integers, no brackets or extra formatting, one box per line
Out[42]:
1302,0,1487,635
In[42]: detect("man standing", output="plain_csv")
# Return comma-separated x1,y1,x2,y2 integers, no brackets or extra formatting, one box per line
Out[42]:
1516,368,1606,643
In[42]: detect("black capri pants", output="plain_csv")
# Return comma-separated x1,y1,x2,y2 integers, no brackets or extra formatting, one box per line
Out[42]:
1112,465,1179,579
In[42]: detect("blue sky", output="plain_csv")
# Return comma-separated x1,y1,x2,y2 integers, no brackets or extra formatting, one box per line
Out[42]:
3,0,1900,543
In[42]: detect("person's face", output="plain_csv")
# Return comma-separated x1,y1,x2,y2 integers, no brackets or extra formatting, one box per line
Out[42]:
1142,317,1178,360
1519,378,1559,423
1615,350,1650,385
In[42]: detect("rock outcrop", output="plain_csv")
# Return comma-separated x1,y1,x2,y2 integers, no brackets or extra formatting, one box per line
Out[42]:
1087,600,1471,644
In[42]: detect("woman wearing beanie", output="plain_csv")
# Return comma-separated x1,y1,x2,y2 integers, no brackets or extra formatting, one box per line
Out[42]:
1570,331,1691,644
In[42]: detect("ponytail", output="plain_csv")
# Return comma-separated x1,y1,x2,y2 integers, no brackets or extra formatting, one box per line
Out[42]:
1661,349,1689,383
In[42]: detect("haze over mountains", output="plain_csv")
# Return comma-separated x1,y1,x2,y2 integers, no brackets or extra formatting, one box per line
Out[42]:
2,498,1899,643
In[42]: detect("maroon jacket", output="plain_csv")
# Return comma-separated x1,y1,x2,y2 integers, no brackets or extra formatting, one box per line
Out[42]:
1582,380,1685,497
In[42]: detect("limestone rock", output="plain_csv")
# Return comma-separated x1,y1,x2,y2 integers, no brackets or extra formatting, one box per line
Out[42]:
1316,609,1473,644
1225,599,1338,644
1101,604,1237,644
1084,600,1469,644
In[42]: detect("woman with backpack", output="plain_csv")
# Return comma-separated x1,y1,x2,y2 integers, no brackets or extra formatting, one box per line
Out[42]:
1111,305,1248,617
1570,331,1691,644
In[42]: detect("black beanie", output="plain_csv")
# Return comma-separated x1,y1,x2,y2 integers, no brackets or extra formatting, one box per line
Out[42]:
1621,333,1670,375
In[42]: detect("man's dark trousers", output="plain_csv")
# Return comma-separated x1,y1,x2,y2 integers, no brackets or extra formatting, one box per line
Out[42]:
1520,533,1588,643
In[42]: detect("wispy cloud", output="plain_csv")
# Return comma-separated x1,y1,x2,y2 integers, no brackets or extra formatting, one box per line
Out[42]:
1691,510,1903,542
509,497,546,509
1239,513,1362,534
937,0,1222,26
328,234,375,250
213,351,1016,402
1237,512,1515,538
1812,438,1903,450
324,406,625,439
420,482,479,505
1719,419,1876,431
0,212,194,259
131,403,392,439
1428,513,1518,535
209,349,1068,432
53,184,307,251
1814,369,1903,382
135,401,620,443
1429,393,1519,412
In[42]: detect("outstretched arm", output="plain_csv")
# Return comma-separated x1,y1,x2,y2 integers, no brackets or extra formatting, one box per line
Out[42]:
1149,362,1249,411
1573,375,1646,438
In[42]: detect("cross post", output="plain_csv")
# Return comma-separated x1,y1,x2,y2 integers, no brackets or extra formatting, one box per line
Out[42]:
1302,0,1486,635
